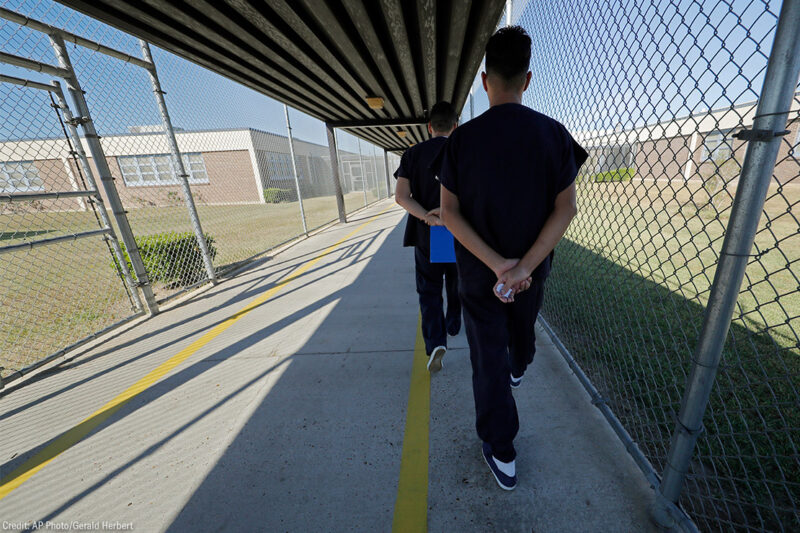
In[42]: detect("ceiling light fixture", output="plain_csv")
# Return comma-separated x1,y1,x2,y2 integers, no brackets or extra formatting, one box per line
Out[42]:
365,96,384,109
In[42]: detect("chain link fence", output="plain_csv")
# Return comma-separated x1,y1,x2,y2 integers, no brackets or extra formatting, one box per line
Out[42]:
509,0,799,530
0,0,394,386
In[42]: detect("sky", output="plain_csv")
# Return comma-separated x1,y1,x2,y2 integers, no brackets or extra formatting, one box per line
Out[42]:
0,0,786,146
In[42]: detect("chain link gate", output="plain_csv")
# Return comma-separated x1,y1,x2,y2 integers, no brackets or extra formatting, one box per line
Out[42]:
508,0,800,530
0,75,141,386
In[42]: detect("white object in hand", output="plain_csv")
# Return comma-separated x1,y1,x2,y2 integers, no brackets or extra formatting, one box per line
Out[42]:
496,283,512,298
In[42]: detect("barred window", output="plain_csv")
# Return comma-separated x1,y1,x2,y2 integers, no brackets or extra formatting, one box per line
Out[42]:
0,161,44,193
118,153,208,186
700,130,733,163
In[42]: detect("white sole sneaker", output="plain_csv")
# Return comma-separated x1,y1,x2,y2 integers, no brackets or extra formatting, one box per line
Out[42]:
427,346,446,373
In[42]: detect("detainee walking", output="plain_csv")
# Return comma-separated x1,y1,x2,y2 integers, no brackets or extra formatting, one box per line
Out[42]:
438,27,588,490
394,101,462,373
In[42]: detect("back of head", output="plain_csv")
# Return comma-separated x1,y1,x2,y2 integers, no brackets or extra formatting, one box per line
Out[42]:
428,101,458,133
485,26,531,89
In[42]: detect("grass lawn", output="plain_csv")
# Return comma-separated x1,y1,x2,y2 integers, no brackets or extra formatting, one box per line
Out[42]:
0,191,370,379
544,177,799,530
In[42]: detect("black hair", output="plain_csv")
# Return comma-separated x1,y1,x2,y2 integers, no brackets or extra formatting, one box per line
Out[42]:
485,26,531,86
428,101,458,133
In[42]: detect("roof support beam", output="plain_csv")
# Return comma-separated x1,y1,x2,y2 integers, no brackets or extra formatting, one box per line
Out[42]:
298,0,397,118
341,0,412,117
380,0,423,115
417,0,436,108
329,117,427,128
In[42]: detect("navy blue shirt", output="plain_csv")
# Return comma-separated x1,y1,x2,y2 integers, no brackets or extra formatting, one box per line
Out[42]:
393,135,448,256
437,103,587,281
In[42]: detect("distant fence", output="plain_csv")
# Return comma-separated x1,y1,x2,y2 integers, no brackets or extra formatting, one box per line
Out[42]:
511,0,799,530
0,1,399,386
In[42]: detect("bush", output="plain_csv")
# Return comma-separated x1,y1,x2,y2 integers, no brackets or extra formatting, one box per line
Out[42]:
263,187,296,203
113,232,217,287
592,167,635,182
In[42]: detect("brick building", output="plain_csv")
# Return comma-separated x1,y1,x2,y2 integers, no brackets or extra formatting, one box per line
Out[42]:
0,127,367,212
575,94,800,185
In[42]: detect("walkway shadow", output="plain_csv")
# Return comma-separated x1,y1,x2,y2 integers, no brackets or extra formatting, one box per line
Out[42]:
542,238,797,531
12,219,413,531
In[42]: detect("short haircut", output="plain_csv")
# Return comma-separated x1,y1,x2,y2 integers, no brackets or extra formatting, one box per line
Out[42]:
485,26,531,86
428,101,458,132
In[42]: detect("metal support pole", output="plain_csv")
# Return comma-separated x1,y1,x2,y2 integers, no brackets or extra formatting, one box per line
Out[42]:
284,105,308,234
49,34,159,315
651,0,800,528
357,139,367,207
51,81,144,313
383,149,392,197
139,41,217,285
470,89,474,120
370,144,381,198
506,0,513,26
325,123,347,223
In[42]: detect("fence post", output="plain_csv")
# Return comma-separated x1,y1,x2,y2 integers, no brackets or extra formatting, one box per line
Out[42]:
469,88,474,120
284,105,308,234
50,81,144,313
383,149,392,197
49,34,159,315
325,123,347,223
357,139,367,207
139,40,217,285
651,0,800,528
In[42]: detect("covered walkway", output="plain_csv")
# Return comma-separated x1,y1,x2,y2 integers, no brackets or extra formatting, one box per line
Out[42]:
0,201,656,532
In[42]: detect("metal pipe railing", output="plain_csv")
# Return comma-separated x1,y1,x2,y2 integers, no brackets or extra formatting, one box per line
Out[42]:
0,6,153,71
0,73,56,92
0,50,69,78
0,190,97,202
50,80,144,313
139,40,218,286
284,104,308,234
49,34,159,315
0,228,110,255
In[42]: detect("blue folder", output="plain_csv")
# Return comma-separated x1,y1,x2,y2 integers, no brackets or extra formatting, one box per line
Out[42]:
429,226,456,263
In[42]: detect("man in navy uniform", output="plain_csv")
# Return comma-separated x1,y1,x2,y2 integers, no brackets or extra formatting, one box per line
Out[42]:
394,101,462,373
438,26,588,490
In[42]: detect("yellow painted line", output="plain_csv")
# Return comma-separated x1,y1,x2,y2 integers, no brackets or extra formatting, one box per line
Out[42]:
0,205,395,501
392,314,430,532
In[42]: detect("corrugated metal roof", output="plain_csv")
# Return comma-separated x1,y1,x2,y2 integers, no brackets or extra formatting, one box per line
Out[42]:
55,0,506,152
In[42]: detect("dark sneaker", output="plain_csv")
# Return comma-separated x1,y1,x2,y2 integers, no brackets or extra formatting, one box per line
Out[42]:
510,373,523,389
482,442,517,490
427,346,446,373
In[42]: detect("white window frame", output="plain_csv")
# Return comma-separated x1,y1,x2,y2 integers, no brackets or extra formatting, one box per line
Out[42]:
700,129,733,163
0,161,44,193
118,153,209,187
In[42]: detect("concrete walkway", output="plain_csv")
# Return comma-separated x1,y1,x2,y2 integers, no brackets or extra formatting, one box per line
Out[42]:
0,200,656,532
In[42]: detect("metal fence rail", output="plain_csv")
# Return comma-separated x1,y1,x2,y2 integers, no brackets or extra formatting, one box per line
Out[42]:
0,0,396,386
511,0,800,530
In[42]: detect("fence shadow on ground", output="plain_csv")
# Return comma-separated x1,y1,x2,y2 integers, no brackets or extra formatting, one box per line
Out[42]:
544,238,799,531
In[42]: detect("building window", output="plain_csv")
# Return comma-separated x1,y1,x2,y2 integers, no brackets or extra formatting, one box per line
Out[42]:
0,161,44,193
262,151,295,182
118,153,208,186
700,130,733,163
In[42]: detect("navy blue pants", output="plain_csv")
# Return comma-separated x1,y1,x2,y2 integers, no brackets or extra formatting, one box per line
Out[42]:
459,273,545,462
414,247,461,355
